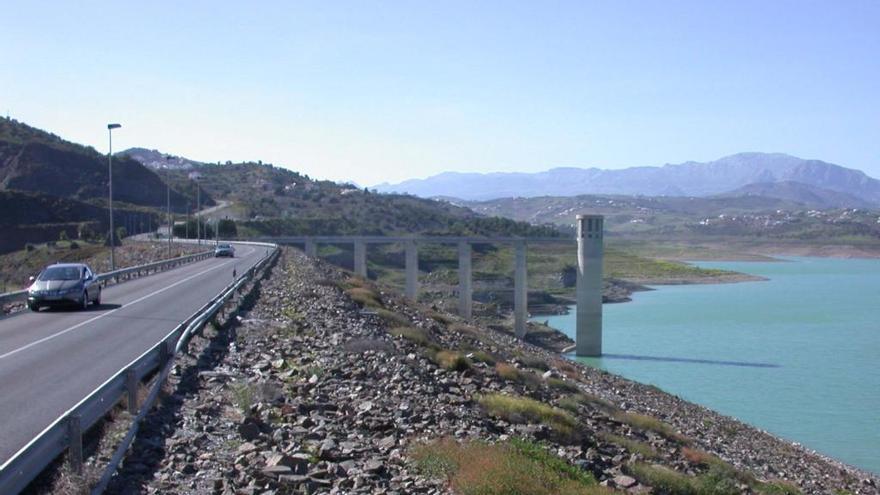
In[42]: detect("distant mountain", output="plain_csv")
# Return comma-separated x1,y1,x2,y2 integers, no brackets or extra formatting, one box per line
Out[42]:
374,153,880,205
0,118,193,210
716,181,873,209
121,147,202,170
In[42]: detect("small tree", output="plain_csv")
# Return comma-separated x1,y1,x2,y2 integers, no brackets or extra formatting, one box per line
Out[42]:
218,219,237,238
58,230,68,242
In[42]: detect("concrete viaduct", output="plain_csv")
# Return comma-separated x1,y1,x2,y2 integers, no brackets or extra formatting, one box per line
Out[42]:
264,215,604,356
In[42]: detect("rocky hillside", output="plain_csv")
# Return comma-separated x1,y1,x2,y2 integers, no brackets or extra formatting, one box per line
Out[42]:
98,248,878,495
0,118,193,210
375,153,880,205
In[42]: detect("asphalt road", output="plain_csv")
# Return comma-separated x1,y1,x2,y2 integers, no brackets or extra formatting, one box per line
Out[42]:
0,243,267,464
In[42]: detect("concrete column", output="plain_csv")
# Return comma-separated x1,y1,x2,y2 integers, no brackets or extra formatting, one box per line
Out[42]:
514,241,528,339
304,238,317,257
576,214,604,356
353,238,367,277
405,240,418,300
458,241,472,319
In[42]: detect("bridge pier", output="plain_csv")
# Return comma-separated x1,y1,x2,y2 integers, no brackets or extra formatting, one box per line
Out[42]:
458,241,472,319
405,240,418,300
514,241,528,339
576,214,604,356
304,238,317,257
353,239,367,277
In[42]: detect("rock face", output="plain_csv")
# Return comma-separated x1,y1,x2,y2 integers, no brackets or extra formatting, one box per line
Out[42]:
106,248,879,495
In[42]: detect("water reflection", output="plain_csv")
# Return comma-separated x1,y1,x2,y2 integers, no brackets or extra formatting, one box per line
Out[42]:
580,353,780,369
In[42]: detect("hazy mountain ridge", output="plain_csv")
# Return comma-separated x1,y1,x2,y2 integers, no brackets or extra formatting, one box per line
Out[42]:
375,152,880,205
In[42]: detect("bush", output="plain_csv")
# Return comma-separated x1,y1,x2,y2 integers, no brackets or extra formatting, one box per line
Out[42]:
468,350,496,365
432,350,472,372
411,438,607,495
478,393,580,443
69,241,79,250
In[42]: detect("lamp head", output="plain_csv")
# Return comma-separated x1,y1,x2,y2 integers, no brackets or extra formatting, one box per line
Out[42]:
107,123,121,130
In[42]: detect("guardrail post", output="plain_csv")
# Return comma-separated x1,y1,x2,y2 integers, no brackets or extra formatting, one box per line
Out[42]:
68,414,83,474
126,369,139,414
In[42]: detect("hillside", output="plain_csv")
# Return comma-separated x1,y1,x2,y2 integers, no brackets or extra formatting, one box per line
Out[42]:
0,118,194,210
126,151,561,238
716,181,873,209
375,152,880,204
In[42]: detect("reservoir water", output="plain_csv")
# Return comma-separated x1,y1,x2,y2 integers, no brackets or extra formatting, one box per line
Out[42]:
536,257,880,475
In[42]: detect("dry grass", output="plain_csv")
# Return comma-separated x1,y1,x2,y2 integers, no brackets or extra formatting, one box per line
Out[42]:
479,393,581,443
468,350,497,365
389,326,431,346
558,393,617,414
547,378,581,394
432,350,472,372
516,353,551,371
598,432,659,459
345,286,382,308
427,310,455,325
495,362,542,387
375,308,410,326
411,437,610,495
614,411,690,444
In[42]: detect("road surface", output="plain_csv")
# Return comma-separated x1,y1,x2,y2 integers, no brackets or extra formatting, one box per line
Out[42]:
0,243,267,464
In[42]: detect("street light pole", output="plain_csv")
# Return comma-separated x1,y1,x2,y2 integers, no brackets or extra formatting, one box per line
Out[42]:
196,179,201,245
107,123,121,271
165,156,172,257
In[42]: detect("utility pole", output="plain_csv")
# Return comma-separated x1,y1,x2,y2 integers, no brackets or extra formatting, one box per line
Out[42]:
196,179,201,245
107,123,121,270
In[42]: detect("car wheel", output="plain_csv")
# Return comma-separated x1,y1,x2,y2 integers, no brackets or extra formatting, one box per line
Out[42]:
81,291,89,310
94,288,101,306
28,303,38,312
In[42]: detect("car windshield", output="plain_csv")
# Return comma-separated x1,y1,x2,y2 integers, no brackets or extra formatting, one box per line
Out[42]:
218,244,232,249
38,266,82,281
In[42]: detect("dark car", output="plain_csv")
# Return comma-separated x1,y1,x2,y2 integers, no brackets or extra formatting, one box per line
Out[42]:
27,263,102,311
214,244,235,257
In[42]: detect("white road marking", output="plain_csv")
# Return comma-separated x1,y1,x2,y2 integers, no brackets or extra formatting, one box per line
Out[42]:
0,255,247,361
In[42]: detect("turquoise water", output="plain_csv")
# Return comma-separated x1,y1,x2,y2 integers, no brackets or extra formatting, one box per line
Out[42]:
536,257,880,474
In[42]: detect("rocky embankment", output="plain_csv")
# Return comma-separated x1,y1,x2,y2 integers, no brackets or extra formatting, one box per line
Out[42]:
106,248,878,494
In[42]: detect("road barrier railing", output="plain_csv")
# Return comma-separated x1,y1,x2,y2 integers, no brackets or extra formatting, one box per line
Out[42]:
0,248,216,308
0,242,279,495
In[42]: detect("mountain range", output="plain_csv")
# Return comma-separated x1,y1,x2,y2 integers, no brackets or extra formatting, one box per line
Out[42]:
374,153,880,206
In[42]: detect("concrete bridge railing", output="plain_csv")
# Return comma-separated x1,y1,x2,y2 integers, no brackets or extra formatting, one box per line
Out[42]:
262,217,604,356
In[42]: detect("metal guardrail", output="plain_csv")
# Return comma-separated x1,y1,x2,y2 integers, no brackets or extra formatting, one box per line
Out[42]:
0,249,215,307
0,242,279,495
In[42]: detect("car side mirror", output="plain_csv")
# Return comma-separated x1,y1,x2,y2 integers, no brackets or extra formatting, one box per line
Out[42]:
29,276,35,283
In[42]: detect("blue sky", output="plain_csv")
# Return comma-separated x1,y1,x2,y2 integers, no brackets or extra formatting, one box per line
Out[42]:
2,0,878,185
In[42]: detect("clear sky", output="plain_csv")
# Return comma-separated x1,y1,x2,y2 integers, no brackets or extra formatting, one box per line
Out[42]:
2,1,878,185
